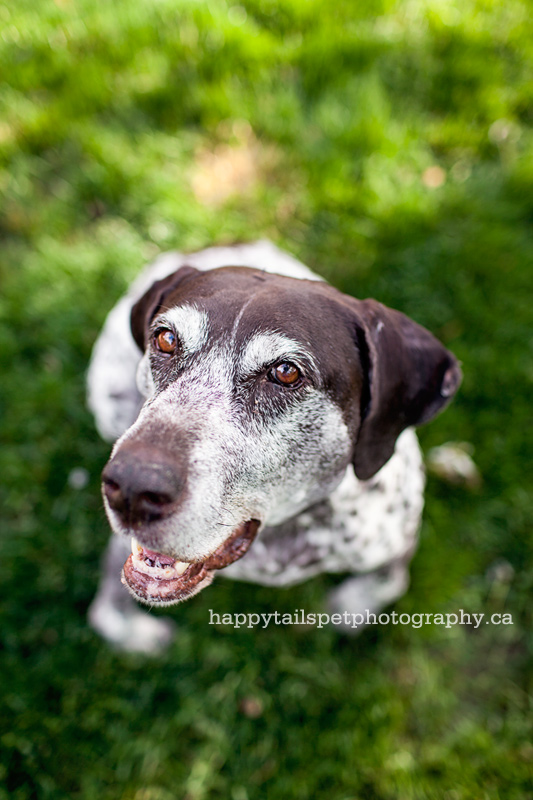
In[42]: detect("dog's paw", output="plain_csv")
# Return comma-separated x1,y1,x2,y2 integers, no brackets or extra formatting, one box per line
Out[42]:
88,597,176,654
327,563,409,635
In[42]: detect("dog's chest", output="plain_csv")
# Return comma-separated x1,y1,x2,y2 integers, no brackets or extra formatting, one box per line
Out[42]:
224,428,425,587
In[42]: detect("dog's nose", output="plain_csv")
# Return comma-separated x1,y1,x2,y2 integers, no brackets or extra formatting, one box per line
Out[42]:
102,448,185,524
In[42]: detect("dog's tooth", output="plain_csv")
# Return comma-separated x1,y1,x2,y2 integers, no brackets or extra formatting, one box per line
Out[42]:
174,561,190,575
131,537,143,559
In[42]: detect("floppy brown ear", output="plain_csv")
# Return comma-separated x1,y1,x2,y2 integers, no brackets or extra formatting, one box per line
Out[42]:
130,266,199,351
350,298,462,480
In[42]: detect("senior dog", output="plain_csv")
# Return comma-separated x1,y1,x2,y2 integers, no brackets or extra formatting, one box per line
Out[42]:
87,241,461,651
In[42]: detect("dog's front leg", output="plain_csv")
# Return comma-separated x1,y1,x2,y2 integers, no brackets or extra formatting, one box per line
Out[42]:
327,558,411,634
88,535,176,653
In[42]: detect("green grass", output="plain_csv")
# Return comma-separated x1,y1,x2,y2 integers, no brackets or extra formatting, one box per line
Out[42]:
1,0,532,797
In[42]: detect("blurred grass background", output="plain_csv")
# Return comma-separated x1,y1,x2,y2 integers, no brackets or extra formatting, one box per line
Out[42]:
1,0,532,798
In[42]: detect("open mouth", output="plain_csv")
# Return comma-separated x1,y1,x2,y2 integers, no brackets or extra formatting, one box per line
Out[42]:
121,519,260,606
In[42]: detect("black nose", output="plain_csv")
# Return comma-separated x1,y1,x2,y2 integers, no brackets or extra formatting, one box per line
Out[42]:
102,447,185,524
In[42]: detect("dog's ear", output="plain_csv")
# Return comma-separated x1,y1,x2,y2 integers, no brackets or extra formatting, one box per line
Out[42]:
130,266,199,351
348,298,462,480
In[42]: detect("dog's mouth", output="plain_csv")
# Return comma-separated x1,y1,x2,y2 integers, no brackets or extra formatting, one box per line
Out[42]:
121,519,260,606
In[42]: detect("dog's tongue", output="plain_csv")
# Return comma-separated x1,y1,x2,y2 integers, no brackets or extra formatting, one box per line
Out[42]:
133,546,176,569
121,520,259,606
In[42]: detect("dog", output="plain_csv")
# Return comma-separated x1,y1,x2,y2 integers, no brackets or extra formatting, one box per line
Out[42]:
87,241,461,651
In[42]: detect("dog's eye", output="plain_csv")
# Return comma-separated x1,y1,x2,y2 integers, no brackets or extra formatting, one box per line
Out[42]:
154,329,177,354
270,362,301,387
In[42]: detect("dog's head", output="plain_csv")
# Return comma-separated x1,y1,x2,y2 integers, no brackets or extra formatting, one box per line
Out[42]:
101,265,461,605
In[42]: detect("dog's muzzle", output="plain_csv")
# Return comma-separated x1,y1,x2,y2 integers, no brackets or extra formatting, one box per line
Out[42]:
101,444,260,605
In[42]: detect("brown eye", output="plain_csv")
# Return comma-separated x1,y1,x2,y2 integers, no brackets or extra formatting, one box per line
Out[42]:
270,362,301,387
154,329,177,354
